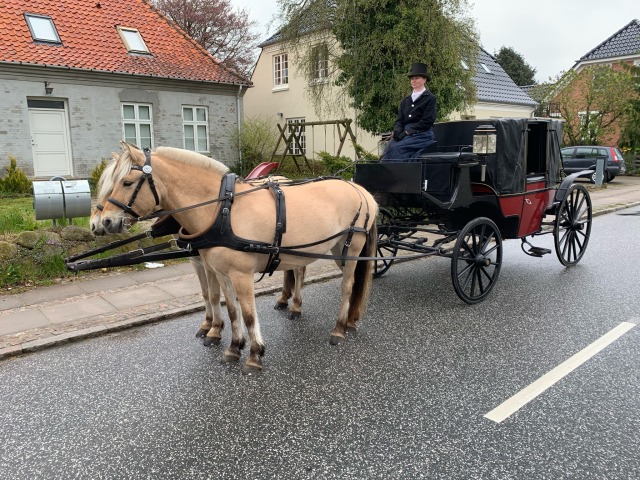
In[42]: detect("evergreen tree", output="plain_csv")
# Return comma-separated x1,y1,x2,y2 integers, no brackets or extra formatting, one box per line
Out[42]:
494,47,536,86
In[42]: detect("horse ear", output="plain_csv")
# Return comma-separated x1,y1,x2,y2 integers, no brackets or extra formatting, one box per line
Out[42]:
111,152,119,161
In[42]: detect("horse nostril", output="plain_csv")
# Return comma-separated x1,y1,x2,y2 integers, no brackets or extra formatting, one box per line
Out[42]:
103,218,111,228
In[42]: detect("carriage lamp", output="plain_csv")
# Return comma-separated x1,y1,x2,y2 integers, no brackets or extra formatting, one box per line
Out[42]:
473,124,496,181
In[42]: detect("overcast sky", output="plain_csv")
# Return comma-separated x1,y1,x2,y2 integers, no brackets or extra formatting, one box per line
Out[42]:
230,0,639,83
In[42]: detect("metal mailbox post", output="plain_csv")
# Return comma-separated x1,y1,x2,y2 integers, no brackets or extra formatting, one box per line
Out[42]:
33,177,91,224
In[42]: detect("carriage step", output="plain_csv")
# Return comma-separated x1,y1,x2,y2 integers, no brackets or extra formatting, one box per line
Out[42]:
527,246,552,257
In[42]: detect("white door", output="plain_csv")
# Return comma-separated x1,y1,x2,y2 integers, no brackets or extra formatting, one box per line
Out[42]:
28,102,73,177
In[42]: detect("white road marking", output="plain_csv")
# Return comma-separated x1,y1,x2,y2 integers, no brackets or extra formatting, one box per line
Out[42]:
484,322,636,423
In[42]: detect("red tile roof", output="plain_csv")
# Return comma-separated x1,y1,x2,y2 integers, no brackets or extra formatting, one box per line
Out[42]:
0,0,250,85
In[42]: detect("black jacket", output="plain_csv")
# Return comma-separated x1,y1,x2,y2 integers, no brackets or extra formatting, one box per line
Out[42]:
392,89,437,136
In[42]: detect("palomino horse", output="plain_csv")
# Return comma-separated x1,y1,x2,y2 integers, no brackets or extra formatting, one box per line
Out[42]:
100,142,378,373
90,158,307,347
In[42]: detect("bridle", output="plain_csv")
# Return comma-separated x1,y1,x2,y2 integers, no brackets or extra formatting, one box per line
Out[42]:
107,148,161,218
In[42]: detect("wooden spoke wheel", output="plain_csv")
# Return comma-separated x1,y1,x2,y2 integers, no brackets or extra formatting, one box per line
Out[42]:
374,208,398,278
554,183,592,266
451,217,503,304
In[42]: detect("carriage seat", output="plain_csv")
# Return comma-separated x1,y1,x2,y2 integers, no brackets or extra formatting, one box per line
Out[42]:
245,162,279,179
416,150,478,199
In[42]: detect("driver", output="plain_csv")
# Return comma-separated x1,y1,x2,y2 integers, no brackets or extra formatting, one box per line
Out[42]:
381,62,437,162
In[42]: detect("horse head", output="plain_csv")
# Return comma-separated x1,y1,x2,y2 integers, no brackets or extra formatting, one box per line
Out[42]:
100,141,159,234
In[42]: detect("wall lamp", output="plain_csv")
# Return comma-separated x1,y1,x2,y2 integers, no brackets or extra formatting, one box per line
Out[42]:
44,81,54,95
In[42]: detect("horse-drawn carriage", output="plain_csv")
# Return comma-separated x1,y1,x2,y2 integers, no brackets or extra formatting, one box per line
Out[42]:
67,117,592,371
354,117,592,303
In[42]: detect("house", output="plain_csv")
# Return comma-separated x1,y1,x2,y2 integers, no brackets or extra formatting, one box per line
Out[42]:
0,0,251,179
545,19,640,145
244,32,536,161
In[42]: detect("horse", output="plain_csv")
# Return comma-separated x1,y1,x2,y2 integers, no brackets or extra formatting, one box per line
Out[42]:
100,142,378,373
90,156,307,346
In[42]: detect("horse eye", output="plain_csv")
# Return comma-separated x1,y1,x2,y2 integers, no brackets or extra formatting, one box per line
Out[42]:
123,181,134,187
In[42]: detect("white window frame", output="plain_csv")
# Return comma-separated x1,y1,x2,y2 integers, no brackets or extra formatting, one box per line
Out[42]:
25,14,61,44
480,63,492,74
461,60,469,70
182,106,210,153
312,44,329,81
122,103,154,149
273,53,289,90
286,118,306,155
117,26,149,54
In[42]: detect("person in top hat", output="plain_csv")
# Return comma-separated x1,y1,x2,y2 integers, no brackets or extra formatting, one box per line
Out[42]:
381,62,437,162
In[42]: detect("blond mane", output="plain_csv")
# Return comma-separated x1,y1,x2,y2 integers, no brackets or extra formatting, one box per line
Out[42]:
108,145,229,191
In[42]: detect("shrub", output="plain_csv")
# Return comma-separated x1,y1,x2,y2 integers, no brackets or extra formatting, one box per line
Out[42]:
89,158,109,194
0,155,31,194
229,115,279,175
317,151,354,180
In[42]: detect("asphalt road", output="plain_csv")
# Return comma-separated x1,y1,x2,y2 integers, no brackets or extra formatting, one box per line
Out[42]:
1,206,639,479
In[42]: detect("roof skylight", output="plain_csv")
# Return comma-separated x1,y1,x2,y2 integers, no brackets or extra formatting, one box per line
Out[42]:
117,27,149,53
25,14,61,44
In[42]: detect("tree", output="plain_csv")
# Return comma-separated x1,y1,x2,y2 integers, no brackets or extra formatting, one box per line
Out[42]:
554,65,637,146
494,47,536,86
618,62,640,154
276,0,479,133
153,0,260,77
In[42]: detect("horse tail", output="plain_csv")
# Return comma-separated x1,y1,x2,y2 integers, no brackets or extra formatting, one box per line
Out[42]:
348,218,377,321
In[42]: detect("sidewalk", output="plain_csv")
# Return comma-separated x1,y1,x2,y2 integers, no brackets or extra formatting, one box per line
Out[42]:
2,177,639,359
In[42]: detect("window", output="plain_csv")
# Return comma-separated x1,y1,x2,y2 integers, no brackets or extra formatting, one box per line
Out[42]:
25,14,61,44
117,26,149,53
273,53,289,88
286,118,306,155
578,111,600,142
312,44,329,80
183,106,209,153
122,103,153,149
480,63,492,74
461,60,469,70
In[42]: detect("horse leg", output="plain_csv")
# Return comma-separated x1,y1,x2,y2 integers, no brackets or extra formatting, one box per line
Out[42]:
202,266,228,347
274,270,294,310
191,257,215,338
215,274,245,363
230,272,265,373
288,266,306,320
346,225,376,333
330,260,357,345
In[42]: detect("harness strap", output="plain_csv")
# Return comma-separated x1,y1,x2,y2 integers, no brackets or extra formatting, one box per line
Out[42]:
107,148,160,217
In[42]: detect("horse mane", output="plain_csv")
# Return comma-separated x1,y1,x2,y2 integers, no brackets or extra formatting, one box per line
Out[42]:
96,160,117,203
154,147,228,176
108,145,229,190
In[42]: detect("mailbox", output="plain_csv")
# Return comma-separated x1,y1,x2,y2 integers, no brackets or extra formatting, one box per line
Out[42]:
61,180,91,218
32,180,64,220
32,177,91,222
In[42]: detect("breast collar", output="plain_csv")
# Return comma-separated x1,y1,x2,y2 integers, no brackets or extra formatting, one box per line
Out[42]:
175,173,287,276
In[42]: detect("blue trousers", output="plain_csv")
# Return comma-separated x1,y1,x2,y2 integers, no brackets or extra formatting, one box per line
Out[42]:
381,129,436,162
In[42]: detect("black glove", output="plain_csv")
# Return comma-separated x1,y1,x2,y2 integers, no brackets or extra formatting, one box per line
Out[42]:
396,131,407,141
405,128,415,136
392,130,402,140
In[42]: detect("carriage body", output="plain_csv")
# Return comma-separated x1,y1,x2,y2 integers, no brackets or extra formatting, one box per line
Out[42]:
354,118,593,303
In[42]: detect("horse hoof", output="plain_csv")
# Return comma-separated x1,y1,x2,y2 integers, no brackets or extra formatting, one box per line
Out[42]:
329,334,345,346
195,329,208,338
242,362,263,375
274,301,288,310
346,325,357,334
220,354,240,365
203,336,221,347
288,311,301,320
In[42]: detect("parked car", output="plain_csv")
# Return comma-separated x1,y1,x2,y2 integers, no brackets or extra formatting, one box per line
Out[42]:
561,145,626,182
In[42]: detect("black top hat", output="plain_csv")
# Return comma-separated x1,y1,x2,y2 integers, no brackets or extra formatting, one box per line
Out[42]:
408,62,429,79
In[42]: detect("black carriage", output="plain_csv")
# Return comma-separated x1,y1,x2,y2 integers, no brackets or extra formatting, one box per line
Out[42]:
354,118,593,304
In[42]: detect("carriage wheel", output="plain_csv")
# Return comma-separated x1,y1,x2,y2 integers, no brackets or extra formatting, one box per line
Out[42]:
451,217,502,304
554,183,592,266
374,208,398,278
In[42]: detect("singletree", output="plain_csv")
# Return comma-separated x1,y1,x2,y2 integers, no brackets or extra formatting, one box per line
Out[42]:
277,0,479,133
494,47,536,86
153,0,260,77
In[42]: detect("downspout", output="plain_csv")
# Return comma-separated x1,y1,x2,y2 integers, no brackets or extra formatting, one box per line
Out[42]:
237,85,244,173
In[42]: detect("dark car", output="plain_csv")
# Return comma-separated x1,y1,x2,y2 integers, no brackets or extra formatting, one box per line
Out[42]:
561,145,626,182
